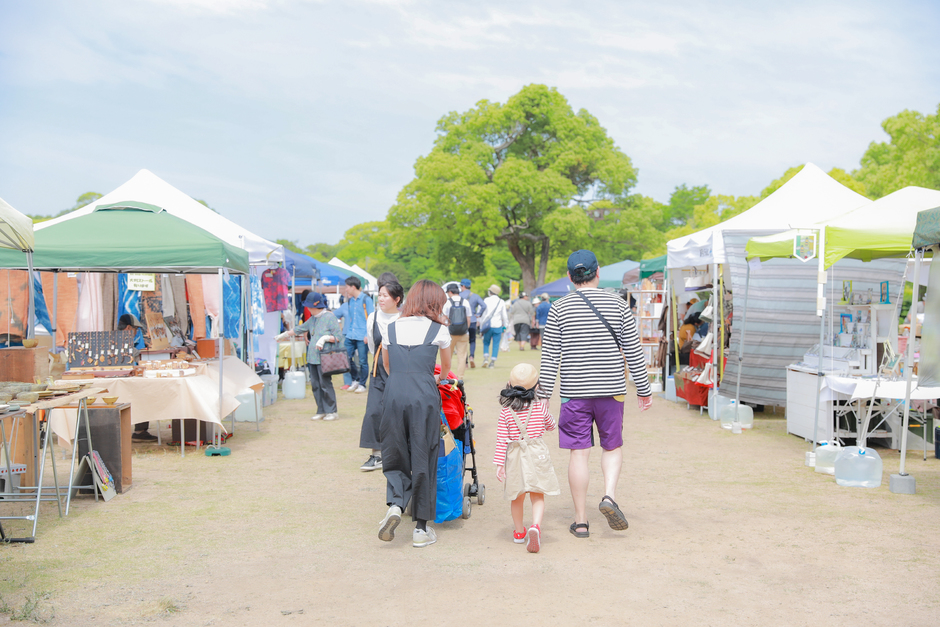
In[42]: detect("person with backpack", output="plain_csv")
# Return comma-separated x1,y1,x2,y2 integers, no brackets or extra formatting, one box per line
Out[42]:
442,283,470,379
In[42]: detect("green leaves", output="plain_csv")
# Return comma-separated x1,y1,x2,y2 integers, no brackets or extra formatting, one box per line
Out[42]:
388,83,638,292
854,105,940,198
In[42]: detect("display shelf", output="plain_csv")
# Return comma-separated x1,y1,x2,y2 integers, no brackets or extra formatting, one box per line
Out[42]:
633,282,665,389
827,303,898,376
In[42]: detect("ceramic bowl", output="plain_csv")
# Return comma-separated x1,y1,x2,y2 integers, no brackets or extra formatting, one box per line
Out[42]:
102,396,119,405
85,397,97,405
22,339,38,348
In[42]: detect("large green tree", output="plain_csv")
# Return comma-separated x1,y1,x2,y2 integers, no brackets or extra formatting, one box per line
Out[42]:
854,104,940,198
389,84,638,293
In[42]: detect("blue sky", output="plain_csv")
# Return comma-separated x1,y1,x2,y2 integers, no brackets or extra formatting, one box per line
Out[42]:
1,0,938,246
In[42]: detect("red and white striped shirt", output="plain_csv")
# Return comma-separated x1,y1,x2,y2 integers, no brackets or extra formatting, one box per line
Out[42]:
493,400,557,466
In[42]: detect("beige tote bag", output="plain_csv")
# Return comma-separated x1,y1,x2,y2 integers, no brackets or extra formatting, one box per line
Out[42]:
503,405,561,500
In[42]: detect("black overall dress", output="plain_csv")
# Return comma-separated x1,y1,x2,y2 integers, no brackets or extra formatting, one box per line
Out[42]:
380,320,443,522
359,317,389,450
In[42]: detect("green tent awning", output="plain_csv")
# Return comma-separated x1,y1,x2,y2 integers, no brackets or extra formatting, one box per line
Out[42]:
747,187,940,269
639,255,666,278
0,203,250,274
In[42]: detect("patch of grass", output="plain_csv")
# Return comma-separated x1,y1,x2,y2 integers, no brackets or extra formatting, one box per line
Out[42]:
157,597,182,614
0,590,54,623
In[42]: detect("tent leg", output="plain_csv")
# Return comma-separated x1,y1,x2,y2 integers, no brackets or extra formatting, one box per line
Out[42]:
26,251,35,339
734,263,751,405
891,248,922,494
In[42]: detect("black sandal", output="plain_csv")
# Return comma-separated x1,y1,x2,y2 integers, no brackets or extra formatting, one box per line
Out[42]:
569,521,589,538
599,495,629,531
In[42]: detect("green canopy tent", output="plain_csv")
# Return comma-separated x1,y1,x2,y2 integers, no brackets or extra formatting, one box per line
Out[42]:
0,202,249,274
640,255,666,279
597,259,640,289
0,202,251,455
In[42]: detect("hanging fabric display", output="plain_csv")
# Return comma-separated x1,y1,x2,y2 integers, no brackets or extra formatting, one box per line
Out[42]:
223,273,242,340
250,273,265,335
261,266,290,312
42,273,78,346
117,274,141,322
75,272,105,332
186,275,207,338
32,273,52,335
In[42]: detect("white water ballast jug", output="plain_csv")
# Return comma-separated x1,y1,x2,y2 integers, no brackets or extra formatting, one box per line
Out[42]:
282,371,307,399
834,446,882,488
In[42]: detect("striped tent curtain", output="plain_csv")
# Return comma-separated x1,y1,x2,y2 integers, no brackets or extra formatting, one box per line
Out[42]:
721,232,906,406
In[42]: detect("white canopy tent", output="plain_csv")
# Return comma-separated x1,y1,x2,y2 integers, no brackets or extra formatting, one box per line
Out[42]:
329,257,377,292
39,169,284,266
0,196,36,339
667,163,871,269
664,164,880,408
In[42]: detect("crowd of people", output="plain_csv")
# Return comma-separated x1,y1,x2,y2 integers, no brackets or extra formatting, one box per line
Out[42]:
281,249,652,551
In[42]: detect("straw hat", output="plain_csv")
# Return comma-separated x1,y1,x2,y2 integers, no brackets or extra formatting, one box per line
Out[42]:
508,363,538,390
488,284,502,296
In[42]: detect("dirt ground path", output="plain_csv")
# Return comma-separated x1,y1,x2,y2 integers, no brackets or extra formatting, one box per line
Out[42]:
2,348,939,626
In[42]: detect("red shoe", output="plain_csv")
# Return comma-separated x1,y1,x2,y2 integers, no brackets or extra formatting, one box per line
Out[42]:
341,385,351,391
526,524,541,553
512,527,527,544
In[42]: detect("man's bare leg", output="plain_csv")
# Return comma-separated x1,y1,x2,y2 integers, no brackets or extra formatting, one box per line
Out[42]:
600,446,623,501
569,448,591,525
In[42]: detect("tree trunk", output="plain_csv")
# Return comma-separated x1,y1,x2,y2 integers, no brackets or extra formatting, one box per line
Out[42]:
505,237,539,295
536,237,550,290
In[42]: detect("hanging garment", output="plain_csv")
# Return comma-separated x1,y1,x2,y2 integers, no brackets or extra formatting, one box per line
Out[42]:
186,276,207,338
202,274,221,338
42,273,78,346
117,274,141,322
250,273,265,335
75,272,105,332
261,267,290,312
223,273,241,339
161,275,175,320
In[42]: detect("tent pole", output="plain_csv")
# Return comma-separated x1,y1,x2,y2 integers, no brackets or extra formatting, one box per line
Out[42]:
718,267,724,383
26,250,35,339
52,273,58,346
735,262,751,406
810,227,828,458
897,248,922,479
664,269,671,380
710,262,718,390
671,272,680,377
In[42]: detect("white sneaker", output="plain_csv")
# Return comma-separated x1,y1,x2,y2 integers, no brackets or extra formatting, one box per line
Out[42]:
413,526,437,548
354,383,368,393
323,413,338,421
378,505,402,542
311,414,325,421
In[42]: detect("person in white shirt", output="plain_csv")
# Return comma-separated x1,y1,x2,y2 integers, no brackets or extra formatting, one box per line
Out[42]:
478,284,509,368
442,283,470,379
358,279,404,472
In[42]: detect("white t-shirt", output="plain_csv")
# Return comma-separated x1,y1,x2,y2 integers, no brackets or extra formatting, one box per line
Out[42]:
366,310,400,354
383,317,451,350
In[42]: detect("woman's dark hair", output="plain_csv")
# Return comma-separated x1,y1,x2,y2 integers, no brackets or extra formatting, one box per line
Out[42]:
377,272,399,289
498,383,539,412
380,281,404,307
685,312,701,326
400,279,447,324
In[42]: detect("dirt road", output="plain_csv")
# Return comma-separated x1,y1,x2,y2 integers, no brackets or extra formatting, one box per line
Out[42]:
2,348,938,625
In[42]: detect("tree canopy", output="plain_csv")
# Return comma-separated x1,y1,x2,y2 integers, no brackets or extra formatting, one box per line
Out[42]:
389,84,638,293
854,104,940,198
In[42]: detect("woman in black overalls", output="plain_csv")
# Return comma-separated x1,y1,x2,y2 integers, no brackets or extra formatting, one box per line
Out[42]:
377,280,453,548
358,280,404,471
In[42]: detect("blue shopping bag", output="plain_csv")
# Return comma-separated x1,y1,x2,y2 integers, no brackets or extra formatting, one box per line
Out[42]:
434,434,464,524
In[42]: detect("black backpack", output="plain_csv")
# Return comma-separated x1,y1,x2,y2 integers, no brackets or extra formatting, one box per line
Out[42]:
448,298,469,335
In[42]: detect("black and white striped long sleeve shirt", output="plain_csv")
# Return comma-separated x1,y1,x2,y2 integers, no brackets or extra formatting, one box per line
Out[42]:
538,288,651,399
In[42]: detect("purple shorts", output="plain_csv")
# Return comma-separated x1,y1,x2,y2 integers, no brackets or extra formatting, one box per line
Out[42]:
558,397,625,450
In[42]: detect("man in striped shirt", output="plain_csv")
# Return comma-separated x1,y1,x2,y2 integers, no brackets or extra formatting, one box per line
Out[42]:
538,249,653,538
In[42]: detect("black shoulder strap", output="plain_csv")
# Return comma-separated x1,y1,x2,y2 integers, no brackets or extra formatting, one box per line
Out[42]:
388,320,397,345
423,321,441,344
575,291,620,350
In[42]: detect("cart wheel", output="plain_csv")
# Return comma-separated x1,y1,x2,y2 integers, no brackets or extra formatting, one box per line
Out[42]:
477,484,485,506
461,496,472,519
463,483,471,498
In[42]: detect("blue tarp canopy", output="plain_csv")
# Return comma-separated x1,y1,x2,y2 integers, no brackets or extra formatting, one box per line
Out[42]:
533,276,574,297
284,250,319,280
